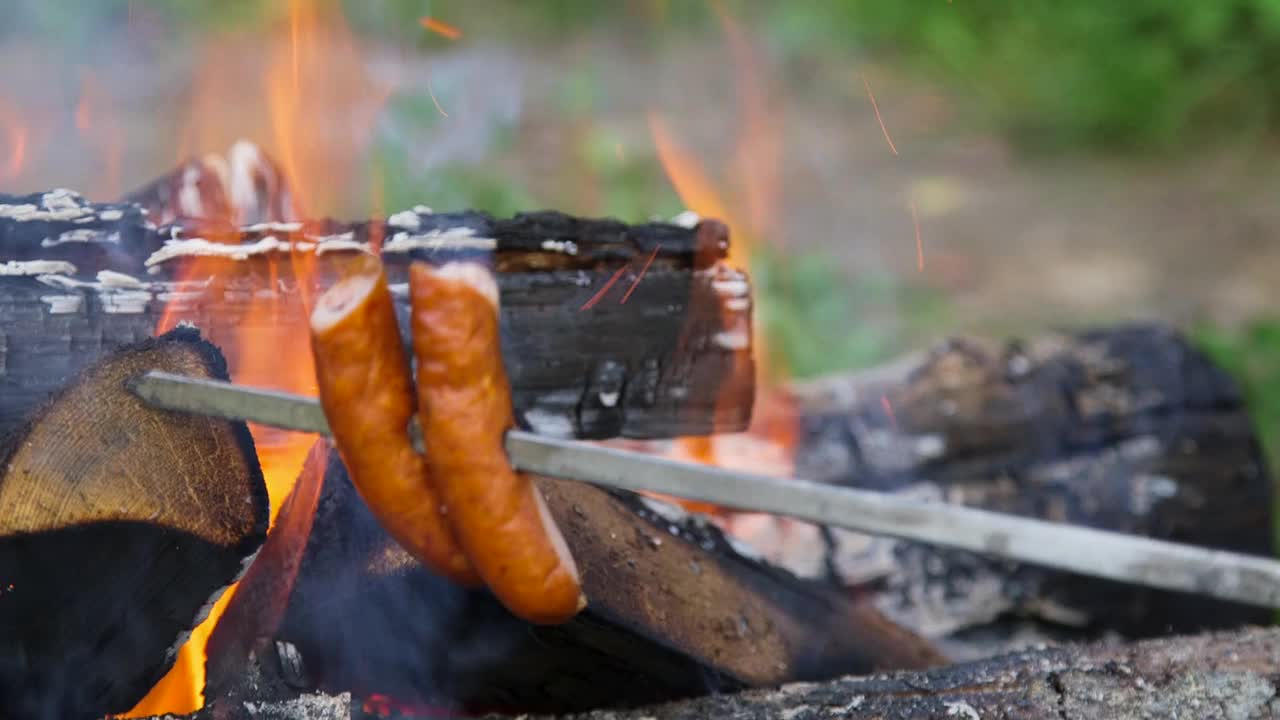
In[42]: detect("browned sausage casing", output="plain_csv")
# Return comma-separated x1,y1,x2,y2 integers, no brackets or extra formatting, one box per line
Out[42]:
310,257,478,586
409,261,585,625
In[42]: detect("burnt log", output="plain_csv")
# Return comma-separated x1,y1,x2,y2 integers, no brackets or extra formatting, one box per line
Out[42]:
205,449,942,716
0,327,268,720
0,189,752,441
517,625,1280,720
780,323,1273,656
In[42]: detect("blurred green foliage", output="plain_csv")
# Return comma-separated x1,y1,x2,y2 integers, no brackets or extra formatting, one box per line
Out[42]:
770,1,1280,152
1195,320,1280,471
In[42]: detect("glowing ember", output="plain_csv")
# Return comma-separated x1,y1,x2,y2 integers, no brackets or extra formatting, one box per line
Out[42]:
862,74,899,156
419,17,463,41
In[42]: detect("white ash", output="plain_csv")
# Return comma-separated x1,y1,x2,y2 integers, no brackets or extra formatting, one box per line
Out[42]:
96,270,146,288
724,297,751,312
242,221,304,234
945,700,982,719
388,209,421,230
41,228,119,247
0,190,101,222
541,239,580,255
36,273,154,314
144,234,294,267
711,276,750,298
39,294,84,314
639,495,692,524
381,227,498,254
725,514,827,579
522,407,577,438
314,234,370,255
99,209,123,221
598,390,620,407
413,204,434,215
0,260,77,276
671,210,701,228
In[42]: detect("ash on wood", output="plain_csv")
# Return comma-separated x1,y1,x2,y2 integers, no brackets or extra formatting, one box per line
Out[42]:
787,323,1272,655
206,449,941,716
0,189,751,441
515,625,1280,720
0,327,269,720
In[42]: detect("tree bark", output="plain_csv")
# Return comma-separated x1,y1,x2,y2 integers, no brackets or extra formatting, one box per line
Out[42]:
0,190,752,441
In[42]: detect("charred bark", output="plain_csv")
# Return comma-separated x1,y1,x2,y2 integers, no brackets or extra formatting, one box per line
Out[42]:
519,626,1280,720
205,449,942,716
786,323,1273,655
0,328,268,720
0,189,752,440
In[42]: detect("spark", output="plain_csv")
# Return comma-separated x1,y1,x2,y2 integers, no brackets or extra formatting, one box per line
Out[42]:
862,74,898,156
881,394,898,428
579,265,630,311
419,17,462,40
621,245,662,304
427,77,448,117
910,201,923,272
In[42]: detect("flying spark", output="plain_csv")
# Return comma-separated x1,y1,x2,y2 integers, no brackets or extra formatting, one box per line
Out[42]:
880,394,898,428
862,74,898,156
579,265,630,311
419,17,462,40
621,245,662,304
427,77,448,117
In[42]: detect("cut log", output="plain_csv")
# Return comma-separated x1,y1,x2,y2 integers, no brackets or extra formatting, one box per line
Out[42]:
513,625,1280,720
781,323,1272,656
0,327,269,720
122,140,297,226
205,449,942,716
0,190,751,441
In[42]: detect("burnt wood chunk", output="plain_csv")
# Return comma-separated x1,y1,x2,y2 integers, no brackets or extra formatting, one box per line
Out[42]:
788,323,1273,655
516,626,1280,720
0,190,752,441
206,449,941,716
0,327,269,720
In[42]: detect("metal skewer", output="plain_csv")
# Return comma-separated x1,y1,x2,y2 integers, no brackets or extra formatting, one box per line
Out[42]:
131,370,1280,610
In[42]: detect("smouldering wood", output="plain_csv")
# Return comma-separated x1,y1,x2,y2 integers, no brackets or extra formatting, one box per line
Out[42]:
0,327,268,720
787,324,1272,657
208,448,941,715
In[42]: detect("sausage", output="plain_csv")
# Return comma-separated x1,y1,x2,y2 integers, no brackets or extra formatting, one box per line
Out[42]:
409,261,586,624
309,256,479,586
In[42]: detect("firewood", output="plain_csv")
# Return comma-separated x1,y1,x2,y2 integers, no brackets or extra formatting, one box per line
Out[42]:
0,327,269,720
0,190,752,441
783,323,1272,656
512,625,1280,720
206,448,942,716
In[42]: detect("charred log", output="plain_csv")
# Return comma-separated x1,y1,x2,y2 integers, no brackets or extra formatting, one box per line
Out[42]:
0,189,751,440
784,323,1272,655
517,625,1280,720
122,140,297,226
206,449,942,716
0,327,269,720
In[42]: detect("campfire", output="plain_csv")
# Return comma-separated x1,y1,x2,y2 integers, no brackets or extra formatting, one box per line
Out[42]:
3,4,1280,720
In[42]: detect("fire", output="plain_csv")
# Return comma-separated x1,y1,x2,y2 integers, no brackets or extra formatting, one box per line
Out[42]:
419,17,463,41
0,107,27,184
126,1,388,715
648,3,796,480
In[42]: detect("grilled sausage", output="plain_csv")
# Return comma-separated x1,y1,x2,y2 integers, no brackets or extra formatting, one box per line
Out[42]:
310,256,478,586
409,261,586,624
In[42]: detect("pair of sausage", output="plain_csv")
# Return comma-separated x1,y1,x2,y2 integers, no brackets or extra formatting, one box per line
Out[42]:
308,256,584,625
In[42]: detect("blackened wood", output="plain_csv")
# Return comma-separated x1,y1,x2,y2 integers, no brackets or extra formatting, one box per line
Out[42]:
789,323,1272,655
0,327,269,720
123,140,296,226
209,449,940,716
0,190,750,441
511,626,1280,720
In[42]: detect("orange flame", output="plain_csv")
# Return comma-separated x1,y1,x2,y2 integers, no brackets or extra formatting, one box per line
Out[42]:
649,2,796,478
126,2,387,715
0,107,27,184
